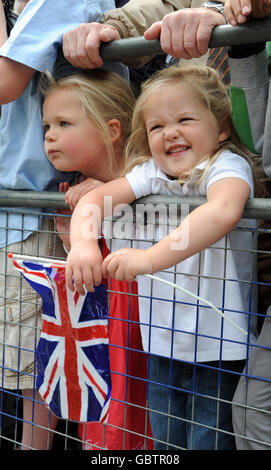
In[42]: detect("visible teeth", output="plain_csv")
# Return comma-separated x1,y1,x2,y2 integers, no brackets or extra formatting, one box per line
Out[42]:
169,146,186,153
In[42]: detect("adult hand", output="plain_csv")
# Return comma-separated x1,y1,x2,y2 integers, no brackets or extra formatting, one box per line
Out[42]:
62,22,120,68
224,0,271,25
144,8,226,60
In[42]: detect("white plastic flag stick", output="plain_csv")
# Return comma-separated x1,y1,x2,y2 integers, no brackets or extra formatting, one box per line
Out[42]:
145,274,247,336
8,252,67,265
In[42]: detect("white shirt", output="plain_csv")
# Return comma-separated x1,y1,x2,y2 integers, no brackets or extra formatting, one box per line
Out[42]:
120,150,258,362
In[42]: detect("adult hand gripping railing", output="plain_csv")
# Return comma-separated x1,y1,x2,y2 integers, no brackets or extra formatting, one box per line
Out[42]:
99,18,271,62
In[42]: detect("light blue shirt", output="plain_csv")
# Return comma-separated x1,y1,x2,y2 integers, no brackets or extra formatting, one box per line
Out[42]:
0,0,115,247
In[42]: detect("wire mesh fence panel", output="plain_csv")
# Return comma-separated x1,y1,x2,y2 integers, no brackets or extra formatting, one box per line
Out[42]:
0,196,270,451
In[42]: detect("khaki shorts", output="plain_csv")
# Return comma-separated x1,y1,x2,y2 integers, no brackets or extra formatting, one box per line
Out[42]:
0,218,65,389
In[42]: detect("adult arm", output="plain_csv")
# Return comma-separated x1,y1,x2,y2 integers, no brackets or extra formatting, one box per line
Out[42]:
63,0,188,68
225,1,271,166
101,0,186,39
63,1,226,68
229,48,271,176
0,2,35,103
0,0,112,104
0,2,7,45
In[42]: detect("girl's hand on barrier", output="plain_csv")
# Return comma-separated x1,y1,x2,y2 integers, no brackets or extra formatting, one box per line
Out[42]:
102,248,154,283
66,241,103,295
65,178,105,210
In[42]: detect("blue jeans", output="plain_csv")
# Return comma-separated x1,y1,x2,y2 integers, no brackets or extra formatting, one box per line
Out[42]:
148,355,245,450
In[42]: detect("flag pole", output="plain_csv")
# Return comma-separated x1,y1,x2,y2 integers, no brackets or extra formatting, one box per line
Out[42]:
8,252,67,265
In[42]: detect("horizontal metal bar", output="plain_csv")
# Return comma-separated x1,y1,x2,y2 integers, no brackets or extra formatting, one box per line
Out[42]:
100,18,271,61
0,189,67,209
137,195,271,220
0,190,271,220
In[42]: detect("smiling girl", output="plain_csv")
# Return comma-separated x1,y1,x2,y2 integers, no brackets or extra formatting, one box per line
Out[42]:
66,64,258,449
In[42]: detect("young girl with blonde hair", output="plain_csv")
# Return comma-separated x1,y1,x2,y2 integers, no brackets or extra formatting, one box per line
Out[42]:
0,0,118,450
65,64,258,450
42,68,135,210
42,69,155,450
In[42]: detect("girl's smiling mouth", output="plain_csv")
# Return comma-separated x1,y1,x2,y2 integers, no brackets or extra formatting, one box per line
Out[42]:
167,145,190,156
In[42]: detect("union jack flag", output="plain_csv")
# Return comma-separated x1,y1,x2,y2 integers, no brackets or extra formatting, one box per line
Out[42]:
11,256,111,423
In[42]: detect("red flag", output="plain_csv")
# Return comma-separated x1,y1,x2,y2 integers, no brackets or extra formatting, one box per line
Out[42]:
79,241,153,450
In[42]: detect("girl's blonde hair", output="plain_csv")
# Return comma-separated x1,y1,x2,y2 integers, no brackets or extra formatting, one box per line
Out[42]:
124,64,253,185
40,69,135,176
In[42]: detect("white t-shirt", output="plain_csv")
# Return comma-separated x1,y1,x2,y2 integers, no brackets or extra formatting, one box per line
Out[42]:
119,150,257,362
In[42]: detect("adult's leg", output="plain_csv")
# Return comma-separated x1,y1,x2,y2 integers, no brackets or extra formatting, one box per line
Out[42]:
232,315,271,450
21,389,58,450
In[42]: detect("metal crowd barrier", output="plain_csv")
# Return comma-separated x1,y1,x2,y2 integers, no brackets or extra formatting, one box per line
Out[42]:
1,18,271,451
0,196,271,450
1,191,271,219
100,18,271,61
